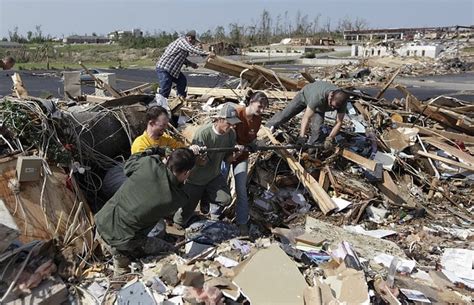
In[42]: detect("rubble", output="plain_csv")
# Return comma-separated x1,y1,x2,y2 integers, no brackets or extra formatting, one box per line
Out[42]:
0,51,473,304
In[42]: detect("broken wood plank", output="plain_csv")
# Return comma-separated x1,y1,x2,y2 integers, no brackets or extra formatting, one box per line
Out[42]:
377,171,407,206
262,127,337,214
318,170,330,192
422,137,474,166
416,150,474,171
394,122,474,144
301,69,316,83
186,87,297,100
342,149,378,172
79,62,122,98
11,73,29,99
375,68,400,99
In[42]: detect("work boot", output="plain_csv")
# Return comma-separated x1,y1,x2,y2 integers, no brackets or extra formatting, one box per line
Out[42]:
113,254,131,277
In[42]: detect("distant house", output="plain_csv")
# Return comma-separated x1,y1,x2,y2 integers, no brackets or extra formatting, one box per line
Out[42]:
108,29,143,40
63,35,110,44
202,41,239,56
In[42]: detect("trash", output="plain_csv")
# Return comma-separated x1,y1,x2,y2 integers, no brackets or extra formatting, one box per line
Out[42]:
344,225,397,239
440,248,474,289
233,244,307,305
400,288,431,303
373,253,417,273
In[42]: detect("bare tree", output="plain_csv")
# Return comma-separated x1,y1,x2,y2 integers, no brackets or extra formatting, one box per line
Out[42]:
324,17,331,33
354,17,369,31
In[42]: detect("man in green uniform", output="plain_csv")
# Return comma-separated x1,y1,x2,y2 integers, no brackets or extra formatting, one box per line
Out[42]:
173,102,244,228
95,148,196,275
266,81,350,149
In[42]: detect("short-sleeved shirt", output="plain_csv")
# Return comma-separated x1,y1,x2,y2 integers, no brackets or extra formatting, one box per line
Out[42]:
131,131,184,154
188,123,236,185
233,106,262,164
301,81,347,114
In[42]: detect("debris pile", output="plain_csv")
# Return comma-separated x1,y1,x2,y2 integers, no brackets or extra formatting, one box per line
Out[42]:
0,56,473,304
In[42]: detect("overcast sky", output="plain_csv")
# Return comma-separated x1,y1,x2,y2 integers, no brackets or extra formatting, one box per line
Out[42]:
0,0,473,38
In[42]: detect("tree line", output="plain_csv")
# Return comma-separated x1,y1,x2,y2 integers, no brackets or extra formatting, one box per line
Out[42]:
4,10,369,48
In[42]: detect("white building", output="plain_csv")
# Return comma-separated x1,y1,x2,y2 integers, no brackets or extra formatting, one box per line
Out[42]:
351,44,444,59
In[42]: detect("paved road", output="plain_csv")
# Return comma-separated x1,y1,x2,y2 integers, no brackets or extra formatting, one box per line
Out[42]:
1,68,473,102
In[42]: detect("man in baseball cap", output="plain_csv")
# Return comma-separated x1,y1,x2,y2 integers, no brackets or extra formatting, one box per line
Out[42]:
174,103,244,228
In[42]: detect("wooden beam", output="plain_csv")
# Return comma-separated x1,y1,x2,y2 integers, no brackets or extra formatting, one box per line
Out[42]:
394,122,474,144
11,73,29,99
262,127,337,214
422,138,474,166
186,87,297,100
375,68,400,99
416,151,474,171
342,149,378,172
301,69,316,83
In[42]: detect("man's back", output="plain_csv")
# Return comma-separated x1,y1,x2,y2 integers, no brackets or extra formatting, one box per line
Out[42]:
302,81,339,113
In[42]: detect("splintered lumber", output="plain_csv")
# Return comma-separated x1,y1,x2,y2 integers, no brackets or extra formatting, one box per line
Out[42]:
79,62,122,98
186,87,298,100
422,137,474,166
416,151,474,172
396,85,474,135
394,122,474,145
375,68,400,99
262,127,337,214
377,171,407,206
301,69,316,83
342,149,378,172
11,73,29,99
204,56,302,91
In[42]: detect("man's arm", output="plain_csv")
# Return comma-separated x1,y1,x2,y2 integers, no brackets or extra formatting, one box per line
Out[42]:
178,38,209,56
328,112,345,139
300,106,315,138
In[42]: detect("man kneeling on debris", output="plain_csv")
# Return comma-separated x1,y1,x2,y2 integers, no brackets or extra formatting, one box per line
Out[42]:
95,148,196,275
266,81,349,149
173,102,245,228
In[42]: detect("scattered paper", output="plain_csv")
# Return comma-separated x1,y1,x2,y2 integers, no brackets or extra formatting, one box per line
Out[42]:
440,248,474,288
331,197,352,212
215,255,239,268
400,288,431,303
373,253,416,273
374,152,396,171
344,225,397,239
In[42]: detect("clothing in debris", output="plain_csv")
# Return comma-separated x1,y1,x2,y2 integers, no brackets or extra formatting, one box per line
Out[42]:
131,130,184,155
95,155,188,254
156,36,208,97
266,81,347,143
173,123,235,226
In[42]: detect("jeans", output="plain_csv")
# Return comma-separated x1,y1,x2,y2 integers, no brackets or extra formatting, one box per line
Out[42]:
222,160,249,225
173,174,231,227
233,160,249,225
156,68,187,98
266,91,325,143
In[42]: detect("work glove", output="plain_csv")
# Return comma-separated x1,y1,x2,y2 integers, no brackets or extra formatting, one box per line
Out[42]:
189,144,203,155
324,137,335,150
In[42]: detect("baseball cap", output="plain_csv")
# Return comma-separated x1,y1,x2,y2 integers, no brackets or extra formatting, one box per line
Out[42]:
186,30,200,42
215,103,241,125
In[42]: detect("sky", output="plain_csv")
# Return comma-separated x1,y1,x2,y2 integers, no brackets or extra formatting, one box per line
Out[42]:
0,0,473,38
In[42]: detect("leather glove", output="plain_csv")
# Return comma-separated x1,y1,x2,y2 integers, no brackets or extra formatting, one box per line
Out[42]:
324,138,335,150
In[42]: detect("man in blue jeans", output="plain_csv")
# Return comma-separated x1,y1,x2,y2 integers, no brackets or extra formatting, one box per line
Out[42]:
155,30,213,106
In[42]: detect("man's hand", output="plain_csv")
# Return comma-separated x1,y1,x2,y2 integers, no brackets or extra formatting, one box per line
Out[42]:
208,52,216,59
324,137,335,150
232,145,245,160
189,144,203,155
195,153,208,166
190,62,199,69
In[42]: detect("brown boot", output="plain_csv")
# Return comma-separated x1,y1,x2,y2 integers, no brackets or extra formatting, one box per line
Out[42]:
113,254,131,277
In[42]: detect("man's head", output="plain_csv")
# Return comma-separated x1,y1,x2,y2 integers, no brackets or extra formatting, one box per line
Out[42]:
2,56,15,70
328,90,349,110
167,148,196,183
146,106,169,138
213,102,241,134
246,91,269,116
185,30,199,45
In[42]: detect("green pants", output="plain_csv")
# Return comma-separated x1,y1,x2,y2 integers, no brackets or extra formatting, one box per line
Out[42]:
173,174,231,226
